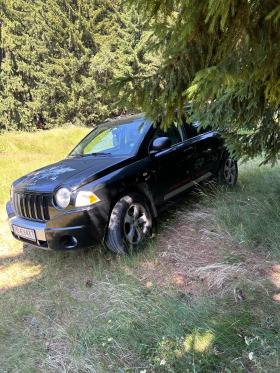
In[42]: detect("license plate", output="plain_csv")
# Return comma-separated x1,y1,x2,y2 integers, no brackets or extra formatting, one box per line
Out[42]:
13,225,36,241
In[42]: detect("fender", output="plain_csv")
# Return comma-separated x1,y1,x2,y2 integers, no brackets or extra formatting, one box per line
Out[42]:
132,182,158,218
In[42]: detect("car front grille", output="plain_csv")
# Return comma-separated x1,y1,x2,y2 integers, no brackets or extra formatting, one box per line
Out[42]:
13,192,50,221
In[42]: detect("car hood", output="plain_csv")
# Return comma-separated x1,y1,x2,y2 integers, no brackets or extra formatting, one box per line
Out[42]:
14,156,133,193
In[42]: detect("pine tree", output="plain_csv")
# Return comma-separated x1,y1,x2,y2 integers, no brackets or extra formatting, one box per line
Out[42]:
118,0,280,164
0,0,39,130
0,0,155,130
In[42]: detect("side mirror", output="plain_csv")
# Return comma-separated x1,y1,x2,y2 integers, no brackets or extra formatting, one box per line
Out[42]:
151,137,172,154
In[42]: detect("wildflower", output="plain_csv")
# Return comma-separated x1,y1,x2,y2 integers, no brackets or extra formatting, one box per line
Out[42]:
108,320,112,323
102,343,106,346
108,338,112,342
160,359,166,366
140,370,147,373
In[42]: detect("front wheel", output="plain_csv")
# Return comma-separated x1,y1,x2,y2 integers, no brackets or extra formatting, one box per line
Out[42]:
106,193,152,254
218,153,238,187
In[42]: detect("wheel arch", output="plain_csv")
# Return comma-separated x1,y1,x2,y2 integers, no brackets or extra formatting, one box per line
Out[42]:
217,150,238,187
216,148,237,174
101,182,157,243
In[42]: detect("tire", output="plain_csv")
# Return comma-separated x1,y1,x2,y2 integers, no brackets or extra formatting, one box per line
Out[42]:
106,193,153,254
218,152,238,187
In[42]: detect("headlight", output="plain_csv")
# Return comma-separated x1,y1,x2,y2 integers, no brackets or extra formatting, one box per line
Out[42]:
75,191,99,207
55,188,71,209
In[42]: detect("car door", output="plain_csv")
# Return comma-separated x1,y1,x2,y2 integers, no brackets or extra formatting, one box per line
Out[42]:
149,120,197,207
183,120,223,179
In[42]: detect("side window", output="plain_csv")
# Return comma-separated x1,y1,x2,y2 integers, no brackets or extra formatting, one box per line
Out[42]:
151,122,185,146
183,119,212,139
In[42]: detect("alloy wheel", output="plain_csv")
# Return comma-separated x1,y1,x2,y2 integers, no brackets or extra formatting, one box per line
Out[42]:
124,203,148,244
224,158,237,184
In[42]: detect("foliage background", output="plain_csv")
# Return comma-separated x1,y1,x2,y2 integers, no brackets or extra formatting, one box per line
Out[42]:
0,0,158,131
116,0,280,164
2,0,280,164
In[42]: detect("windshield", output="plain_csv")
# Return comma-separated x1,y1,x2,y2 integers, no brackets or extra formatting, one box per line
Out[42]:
69,115,151,157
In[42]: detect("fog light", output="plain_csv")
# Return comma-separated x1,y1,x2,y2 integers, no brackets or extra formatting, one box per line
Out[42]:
61,235,78,249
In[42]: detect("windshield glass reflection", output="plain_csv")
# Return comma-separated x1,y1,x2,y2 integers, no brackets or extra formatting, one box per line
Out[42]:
69,115,151,157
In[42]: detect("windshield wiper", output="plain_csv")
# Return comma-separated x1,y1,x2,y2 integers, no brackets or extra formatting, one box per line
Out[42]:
89,152,111,156
67,154,84,158
68,152,111,158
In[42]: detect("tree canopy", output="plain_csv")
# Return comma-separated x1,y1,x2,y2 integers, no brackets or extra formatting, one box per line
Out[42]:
2,0,280,163
0,0,157,131
117,0,280,164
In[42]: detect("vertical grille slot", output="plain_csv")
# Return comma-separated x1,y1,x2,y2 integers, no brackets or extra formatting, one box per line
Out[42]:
42,195,50,220
36,195,43,220
24,194,31,218
13,192,50,221
34,195,39,220
19,194,24,216
29,194,36,219
14,193,19,215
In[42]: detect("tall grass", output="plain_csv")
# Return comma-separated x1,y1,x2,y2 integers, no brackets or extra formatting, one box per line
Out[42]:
2,246,279,372
0,126,89,205
212,159,280,257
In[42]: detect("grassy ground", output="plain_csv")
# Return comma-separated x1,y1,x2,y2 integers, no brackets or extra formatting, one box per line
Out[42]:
1,129,280,372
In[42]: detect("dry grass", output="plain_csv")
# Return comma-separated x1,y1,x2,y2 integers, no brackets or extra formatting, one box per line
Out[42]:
132,203,271,301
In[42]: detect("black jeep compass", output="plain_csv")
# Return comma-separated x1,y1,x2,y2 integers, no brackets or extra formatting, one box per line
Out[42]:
6,112,238,254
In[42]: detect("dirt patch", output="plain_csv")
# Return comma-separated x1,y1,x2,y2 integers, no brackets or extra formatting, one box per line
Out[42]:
136,208,273,297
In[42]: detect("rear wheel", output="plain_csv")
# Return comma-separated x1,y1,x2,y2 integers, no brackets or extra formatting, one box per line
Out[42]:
106,193,152,254
218,152,238,187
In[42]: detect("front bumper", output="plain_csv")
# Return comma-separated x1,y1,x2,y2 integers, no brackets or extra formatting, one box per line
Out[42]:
6,201,108,250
